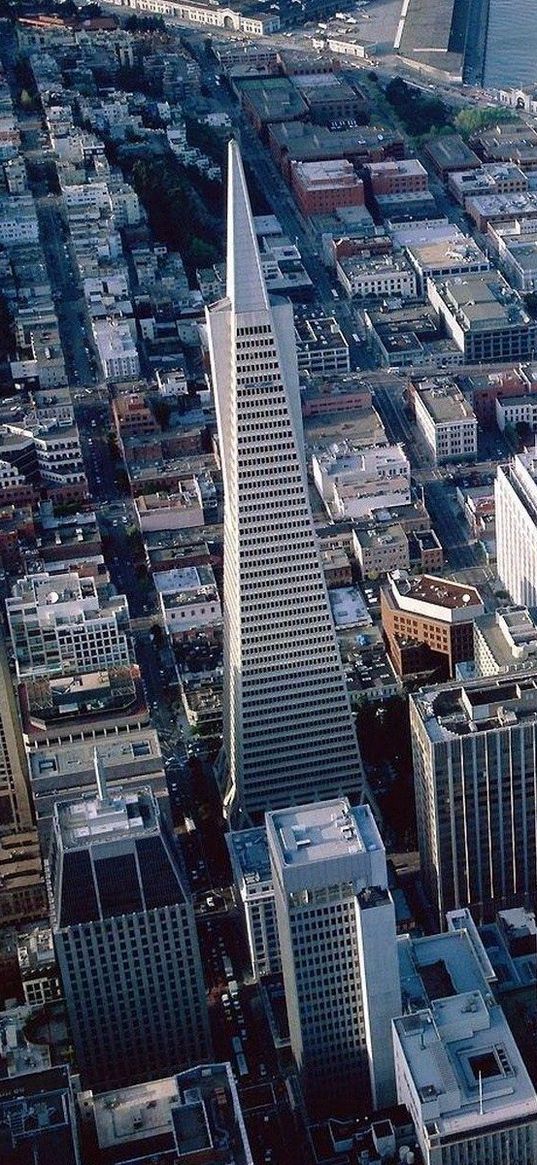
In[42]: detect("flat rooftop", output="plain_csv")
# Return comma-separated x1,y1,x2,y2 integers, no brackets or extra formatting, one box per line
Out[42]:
30,729,163,782
416,381,476,423
438,272,531,331
267,799,381,867
88,1063,249,1164
329,585,373,628
55,787,158,850
396,932,537,1138
413,671,537,741
425,134,481,170
154,565,215,594
392,572,481,610
227,826,273,884
408,236,488,272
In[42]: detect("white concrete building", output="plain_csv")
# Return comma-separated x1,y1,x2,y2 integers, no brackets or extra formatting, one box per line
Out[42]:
496,452,537,606
154,565,222,636
496,393,537,432
474,606,537,676
0,194,39,245
92,318,140,380
6,572,131,679
337,253,418,300
50,777,210,1090
266,799,401,1117
313,443,411,520
102,0,279,33
413,379,478,464
410,674,537,923
206,142,364,820
226,826,281,979
394,929,537,1165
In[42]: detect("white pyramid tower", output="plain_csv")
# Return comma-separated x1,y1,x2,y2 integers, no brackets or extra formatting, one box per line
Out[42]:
206,141,364,820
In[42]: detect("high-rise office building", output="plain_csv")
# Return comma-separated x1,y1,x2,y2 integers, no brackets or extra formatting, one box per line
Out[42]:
0,629,33,833
226,826,281,980
496,451,537,606
394,927,537,1165
266,798,401,1117
410,674,537,924
206,141,363,820
49,761,210,1090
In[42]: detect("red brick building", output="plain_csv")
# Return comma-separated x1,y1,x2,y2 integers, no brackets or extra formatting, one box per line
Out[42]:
364,158,428,198
291,159,364,216
381,571,483,679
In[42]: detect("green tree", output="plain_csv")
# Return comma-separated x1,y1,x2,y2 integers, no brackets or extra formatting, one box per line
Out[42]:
454,106,518,140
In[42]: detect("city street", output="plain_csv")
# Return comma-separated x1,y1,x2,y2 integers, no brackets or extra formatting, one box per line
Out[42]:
36,198,96,388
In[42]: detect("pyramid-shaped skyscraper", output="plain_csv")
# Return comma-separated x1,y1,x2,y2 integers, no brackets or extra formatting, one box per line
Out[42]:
206,141,364,820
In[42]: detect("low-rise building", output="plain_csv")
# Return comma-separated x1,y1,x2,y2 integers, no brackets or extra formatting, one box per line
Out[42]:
292,72,369,126
294,312,350,375
313,443,411,520
496,392,537,432
408,528,444,574
290,158,364,216
236,74,307,131
394,928,537,1165
227,827,281,980
0,193,39,245
455,481,495,539
78,1062,254,1165
365,302,464,369
364,157,428,199
424,134,481,180
381,571,484,678
269,120,405,183
491,220,537,293
301,372,372,417
448,163,528,207
0,1066,80,1164
337,253,418,300
0,829,47,925
99,0,279,34
470,121,537,171
465,190,537,232
321,544,353,587
406,232,489,294
427,271,537,364
135,484,204,532
354,521,410,579
93,318,140,380
154,565,222,637
410,376,478,464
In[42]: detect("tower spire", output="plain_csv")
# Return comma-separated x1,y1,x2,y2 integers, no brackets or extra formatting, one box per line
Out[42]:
226,140,269,314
